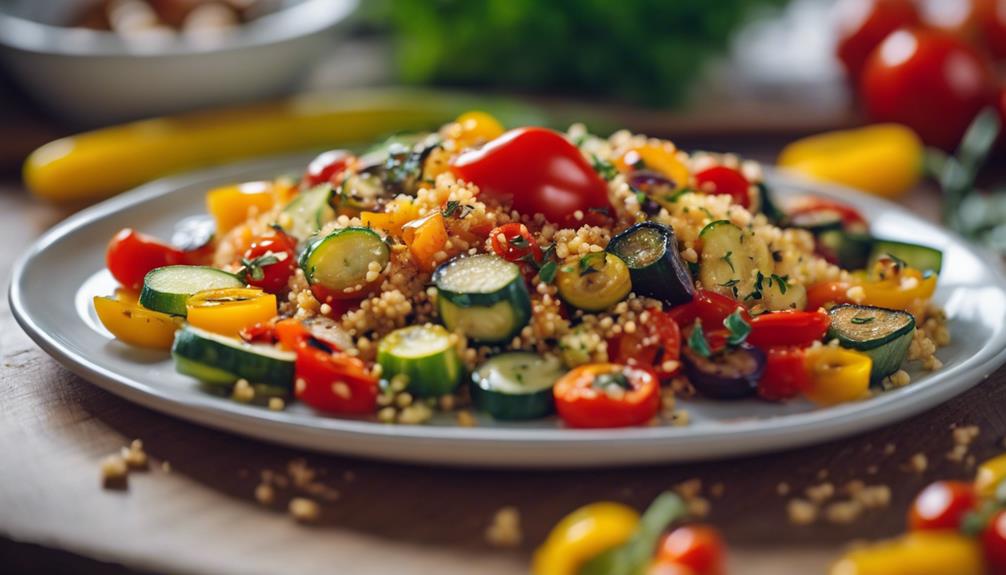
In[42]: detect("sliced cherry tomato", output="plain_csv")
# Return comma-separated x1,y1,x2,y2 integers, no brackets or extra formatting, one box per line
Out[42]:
982,509,1006,573
303,149,352,188
666,290,748,330
240,320,279,345
106,228,186,291
554,363,660,428
806,281,854,311
239,229,297,294
908,480,977,531
294,345,378,414
757,347,811,401
694,166,751,209
748,310,830,349
655,525,727,575
861,28,998,149
788,197,868,229
608,309,682,378
450,127,612,227
489,222,543,263
835,0,921,82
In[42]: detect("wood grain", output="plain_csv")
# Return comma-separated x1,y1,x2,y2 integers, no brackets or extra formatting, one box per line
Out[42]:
2,179,1006,575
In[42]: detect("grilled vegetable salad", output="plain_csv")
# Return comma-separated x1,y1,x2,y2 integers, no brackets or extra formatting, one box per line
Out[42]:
93,112,950,427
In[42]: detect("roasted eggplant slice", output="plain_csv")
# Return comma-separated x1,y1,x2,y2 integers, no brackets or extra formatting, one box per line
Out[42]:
683,344,766,399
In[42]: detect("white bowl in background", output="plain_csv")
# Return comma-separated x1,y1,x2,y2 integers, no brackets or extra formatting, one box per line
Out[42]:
0,0,357,126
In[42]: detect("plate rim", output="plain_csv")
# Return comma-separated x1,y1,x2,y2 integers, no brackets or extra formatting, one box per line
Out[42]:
11,154,1006,467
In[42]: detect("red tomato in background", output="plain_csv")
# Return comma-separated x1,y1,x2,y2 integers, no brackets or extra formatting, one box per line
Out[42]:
655,525,727,575
977,0,1006,59
758,347,812,401
908,480,977,531
303,149,352,188
106,228,186,291
861,28,998,149
835,0,921,81
694,166,751,209
450,128,612,227
982,510,1006,573
240,231,298,294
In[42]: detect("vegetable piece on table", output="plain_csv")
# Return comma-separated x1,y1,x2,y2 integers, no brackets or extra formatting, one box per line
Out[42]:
206,181,276,234
434,254,532,344
532,502,641,575
93,294,180,350
139,265,244,316
777,124,924,199
654,524,727,575
697,220,772,302
299,227,389,301
294,345,379,414
748,310,830,349
803,346,872,405
553,363,660,428
827,304,915,383
450,127,612,227
982,510,1006,574
172,325,295,390
579,492,687,575
555,252,632,312
377,324,464,397
401,212,448,272
607,222,694,306
974,453,1006,497
828,531,984,575
834,0,920,82
907,480,976,531
107,228,187,291
471,352,565,420
185,288,277,338
278,184,334,241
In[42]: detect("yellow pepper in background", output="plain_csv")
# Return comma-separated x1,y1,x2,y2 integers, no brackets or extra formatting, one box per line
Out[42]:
615,143,691,189
186,288,277,338
858,268,937,312
804,346,872,405
975,454,1006,498
93,295,181,350
829,531,984,575
454,111,505,147
206,181,277,234
532,502,641,575
778,124,924,199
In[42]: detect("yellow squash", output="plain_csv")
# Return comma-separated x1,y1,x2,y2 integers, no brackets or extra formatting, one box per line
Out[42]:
804,346,872,405
830,531,984,575
185,288,277,338
976,453,1006,498
93,294,181,350
532,502,641,575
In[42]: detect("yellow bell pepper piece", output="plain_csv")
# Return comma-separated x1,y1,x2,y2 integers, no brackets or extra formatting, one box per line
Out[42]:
778,124,923,199
206,181,276,234
93,295,181,350
455,111,505,147
360,199,420,236
859,268,937,312
830,531,984,575
23,91,491,203
532,502,641,575
186,288,277,338
402,212,448,272
804,346,872,405
975,453,1006,498
615,143,691,190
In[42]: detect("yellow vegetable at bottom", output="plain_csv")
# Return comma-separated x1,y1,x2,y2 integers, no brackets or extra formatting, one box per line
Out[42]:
186,288,277,338
93,295,180,350
532,502,641,575
804,347,872,405
976,453,1006,498
830,531,984,575
778,124,923,199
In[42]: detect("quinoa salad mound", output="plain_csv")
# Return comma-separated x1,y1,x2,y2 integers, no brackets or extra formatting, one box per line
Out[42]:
94,111,949,428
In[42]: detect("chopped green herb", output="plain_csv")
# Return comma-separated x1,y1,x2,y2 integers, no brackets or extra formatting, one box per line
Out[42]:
238,254,279,282
770,274,789,295
687,321,712,358
721,251,735,272
851,316,875,325
539,260,558,284
723,309,751,347
594,371,631,390
591,155,619,181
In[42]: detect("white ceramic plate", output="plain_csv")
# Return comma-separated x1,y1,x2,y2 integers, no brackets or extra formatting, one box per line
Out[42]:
11,154,1006,468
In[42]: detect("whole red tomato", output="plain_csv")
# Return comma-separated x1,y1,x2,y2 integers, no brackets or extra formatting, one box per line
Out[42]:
239,230,297,294
977,0,1006,59
908,480,977,531
861,28,998,149
694,166,751,209
303,149,352,189
655,525,727,575
450,127,612,227
983,510,1006,573
835,0,921,82
106,228,186,291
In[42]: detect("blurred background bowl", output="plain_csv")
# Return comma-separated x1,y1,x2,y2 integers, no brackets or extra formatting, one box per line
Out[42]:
0,0,357,125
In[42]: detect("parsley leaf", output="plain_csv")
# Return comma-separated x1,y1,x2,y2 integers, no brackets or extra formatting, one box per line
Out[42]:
538,260,558,284
687,321,712,358
590,154,618,181
770,274,789,295
720,250,735,272
851,316,875,325
723,309,751,347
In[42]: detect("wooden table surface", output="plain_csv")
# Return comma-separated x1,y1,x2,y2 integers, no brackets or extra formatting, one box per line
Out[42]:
3,86,1006,574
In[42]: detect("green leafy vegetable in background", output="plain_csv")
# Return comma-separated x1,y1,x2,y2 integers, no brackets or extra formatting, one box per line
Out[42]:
377,0,788,107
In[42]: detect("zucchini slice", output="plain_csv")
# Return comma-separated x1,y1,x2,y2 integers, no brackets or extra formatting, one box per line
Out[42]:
279,184,334,241
555,252,632,312
817,230,873,270
756,182,786,225
759,280,808,311
607,222,694,306
698,220,772,301
299,227,390,296
139,265,243,316
868,239,943,275
338,172,389,213
377,324,464,397
471,353,565,420
789,210,844,235
172,325,295,388
827,304,916,383
434,254,532,344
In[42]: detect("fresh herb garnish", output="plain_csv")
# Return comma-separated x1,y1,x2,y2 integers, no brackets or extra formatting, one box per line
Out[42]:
579,253,604,275
718,278,740,299
238,253,280,281
687,321,712,358
579,492,687,575
720,250,735,272
723,308,751,346
591,154,619,181
441,200,474,219
538,260,558,284
851,317,875,325
509,234,529,248
884,252,908,271
770,274,789,295
594,371,631,390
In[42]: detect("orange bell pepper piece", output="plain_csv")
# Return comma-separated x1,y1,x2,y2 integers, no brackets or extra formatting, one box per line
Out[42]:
206,181,276,233
402,212,448,272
